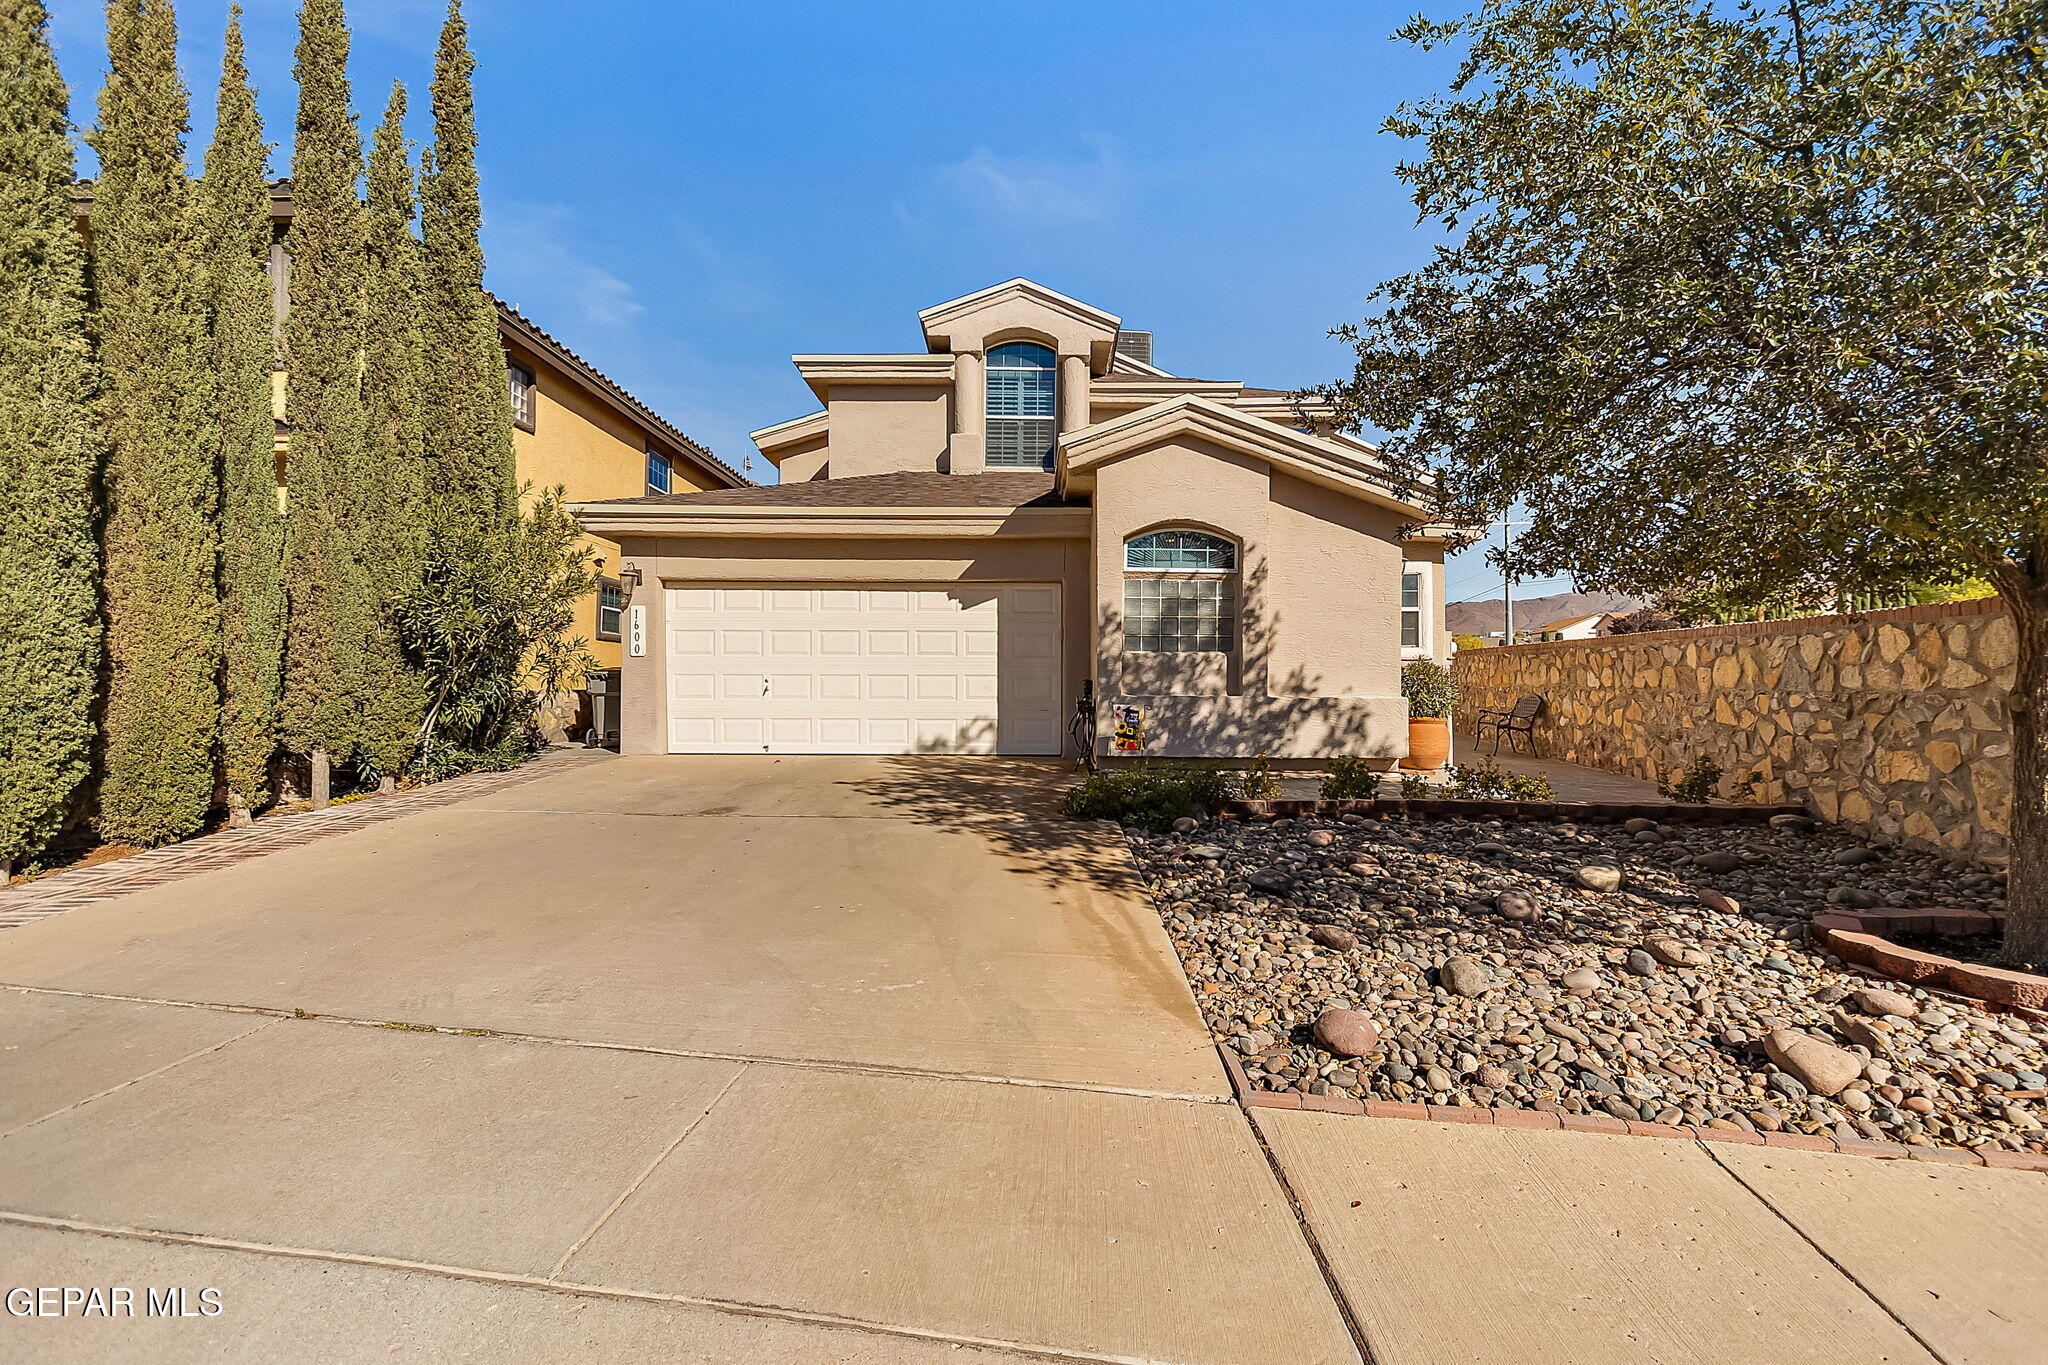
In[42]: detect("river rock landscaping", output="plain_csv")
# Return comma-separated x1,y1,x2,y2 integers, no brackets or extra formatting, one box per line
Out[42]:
1126,810,2048,1153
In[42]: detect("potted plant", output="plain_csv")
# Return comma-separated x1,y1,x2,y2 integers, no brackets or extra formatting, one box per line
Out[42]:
1399,660,1456,771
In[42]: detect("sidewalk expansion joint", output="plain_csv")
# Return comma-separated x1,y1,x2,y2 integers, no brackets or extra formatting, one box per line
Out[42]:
0,983,1230,1107
1699,1143,1953,1365
0,1018,278,1138
547,1068,743,1279
0,1211,1169,1365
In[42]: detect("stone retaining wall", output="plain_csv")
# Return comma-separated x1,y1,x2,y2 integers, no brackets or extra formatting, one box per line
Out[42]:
1452,598,2016,863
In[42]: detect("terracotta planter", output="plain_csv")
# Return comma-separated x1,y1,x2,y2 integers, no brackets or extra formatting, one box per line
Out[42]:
1401,715,1451,771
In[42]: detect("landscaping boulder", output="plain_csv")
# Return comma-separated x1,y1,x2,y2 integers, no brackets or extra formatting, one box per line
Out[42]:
1643,937,1709,968
1312,1009,1381,1058
1693,851,1746,875
1308,924,1359,953
1440,956,1494,998
1575,864,1623,892
1848,987,1918,1018
1559,968,1604,996
1763,1028,1862,1096
1493,889,1541,922
1698,889,1741,915
1247,869,1295,894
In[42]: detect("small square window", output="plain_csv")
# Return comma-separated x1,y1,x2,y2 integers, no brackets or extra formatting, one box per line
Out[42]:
507,362,536,432
597,578,624,641
646,448,672,494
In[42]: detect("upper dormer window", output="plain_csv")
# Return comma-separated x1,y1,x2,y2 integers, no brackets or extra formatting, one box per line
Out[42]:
985,342,1056,470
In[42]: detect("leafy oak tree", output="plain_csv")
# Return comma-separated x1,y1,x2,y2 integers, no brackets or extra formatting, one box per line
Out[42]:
0,0,99,873
1322,0,2048,964
200,6,284,823
93,0,220,845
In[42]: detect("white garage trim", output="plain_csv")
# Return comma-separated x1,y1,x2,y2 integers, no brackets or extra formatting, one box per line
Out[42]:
664,583,1063,755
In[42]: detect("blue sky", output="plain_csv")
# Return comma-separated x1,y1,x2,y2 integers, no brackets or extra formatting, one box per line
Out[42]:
47,0,1561,604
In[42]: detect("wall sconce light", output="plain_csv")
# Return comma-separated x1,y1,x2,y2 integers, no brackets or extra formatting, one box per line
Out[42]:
619,562,643,592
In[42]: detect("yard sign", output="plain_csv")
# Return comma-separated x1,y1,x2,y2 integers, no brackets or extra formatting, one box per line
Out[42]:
1112,704,1144,754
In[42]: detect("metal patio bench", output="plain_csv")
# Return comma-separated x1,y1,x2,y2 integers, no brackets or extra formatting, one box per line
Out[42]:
1475,694,1545,756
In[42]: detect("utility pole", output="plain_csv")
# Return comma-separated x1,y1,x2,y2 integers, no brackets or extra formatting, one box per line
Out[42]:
1490,514,1529,643
1503,517,1515,645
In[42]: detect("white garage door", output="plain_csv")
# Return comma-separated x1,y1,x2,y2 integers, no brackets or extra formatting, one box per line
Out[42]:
665,584,1062,755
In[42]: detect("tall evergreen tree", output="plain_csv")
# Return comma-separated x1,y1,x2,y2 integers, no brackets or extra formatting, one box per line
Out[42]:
200,6,284,824
0,0,100,874
357,81,427,781
279,0,370,802
418,0,513,533
92,0,220,845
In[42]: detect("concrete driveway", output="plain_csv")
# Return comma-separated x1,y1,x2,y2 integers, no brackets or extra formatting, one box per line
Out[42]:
7,754,2041,1364
0,756,1358,1363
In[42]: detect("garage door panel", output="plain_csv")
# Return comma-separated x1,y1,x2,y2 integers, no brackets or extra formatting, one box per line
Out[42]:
665,582,1062,755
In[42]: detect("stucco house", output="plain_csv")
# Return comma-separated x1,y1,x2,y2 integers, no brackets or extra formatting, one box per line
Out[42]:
576,279,1450,761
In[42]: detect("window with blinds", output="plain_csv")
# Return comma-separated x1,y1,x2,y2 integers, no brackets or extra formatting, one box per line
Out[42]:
985,342,1056,469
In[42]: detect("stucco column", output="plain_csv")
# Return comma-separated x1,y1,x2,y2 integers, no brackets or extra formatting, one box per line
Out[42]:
1059,353,1089,432
950,349,985,473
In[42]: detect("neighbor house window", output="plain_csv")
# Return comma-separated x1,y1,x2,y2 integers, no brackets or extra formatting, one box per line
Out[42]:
984,341,1056,469
1401,567,1425,654
646,447,672,493
1123,530,1237,653
597,577,624,641
508,361,536,431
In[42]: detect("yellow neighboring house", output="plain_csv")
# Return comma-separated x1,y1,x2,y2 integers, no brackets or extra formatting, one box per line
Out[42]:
76,181,747,739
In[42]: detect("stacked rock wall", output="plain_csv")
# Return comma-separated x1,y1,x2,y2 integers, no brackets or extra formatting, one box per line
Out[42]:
1452,598,2016,863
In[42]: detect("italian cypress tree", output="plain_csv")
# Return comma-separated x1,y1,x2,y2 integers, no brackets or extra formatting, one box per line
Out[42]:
200,7,284,824
357,81,427,783
418,0,514,533
279,0,370,803
93,0,221,845
0,0,100,875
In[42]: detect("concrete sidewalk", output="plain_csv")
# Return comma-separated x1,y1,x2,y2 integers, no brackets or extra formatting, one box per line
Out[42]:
2,755,2041,1363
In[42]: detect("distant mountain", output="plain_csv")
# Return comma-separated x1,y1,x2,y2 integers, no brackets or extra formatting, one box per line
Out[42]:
1445,590,1645,637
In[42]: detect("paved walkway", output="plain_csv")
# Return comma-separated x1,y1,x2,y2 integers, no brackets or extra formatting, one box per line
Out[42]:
1,756,2039,1363
1279,732,1674,804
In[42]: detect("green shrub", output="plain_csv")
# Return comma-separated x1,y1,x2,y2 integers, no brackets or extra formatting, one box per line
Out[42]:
1398,772,1431,798
1240,749,1282,800
1319,756,1383,800
1401,659,1458,718
1657,755,1754,804
1061,762,1239,830
1448,757,1557,801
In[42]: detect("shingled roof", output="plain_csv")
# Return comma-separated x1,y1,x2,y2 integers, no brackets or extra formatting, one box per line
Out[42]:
591,470,1083,509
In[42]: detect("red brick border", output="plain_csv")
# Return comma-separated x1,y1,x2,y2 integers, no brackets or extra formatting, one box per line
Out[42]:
0,748,614,931
1217,1045,2048,1172
1810,909,2046,1011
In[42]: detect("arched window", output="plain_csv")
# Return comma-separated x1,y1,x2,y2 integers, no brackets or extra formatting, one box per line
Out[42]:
1123,530,1237,653
985,342,1056,469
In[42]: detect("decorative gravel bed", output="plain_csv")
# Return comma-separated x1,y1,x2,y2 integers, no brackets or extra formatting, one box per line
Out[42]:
1124,809,2048,1154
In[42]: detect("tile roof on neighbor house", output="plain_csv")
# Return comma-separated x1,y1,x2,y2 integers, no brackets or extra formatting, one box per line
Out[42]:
490,295,748,488
594,470,1083,509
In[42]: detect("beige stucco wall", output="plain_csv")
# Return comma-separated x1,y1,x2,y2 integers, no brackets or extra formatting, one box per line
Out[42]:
513,348,716,672
822,383,951,479
773,436,830,483
611,531,1092,755
1089,440,1410,760
1453,598,2015,863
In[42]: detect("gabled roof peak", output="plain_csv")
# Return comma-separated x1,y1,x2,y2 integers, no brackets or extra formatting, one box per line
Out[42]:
916,277,1121,334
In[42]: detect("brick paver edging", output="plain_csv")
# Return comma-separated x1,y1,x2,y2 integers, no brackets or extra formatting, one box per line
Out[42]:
1809,909,2046,1011
1221,798,1807,824
0,747,614,931
1216,1045,2048,1172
